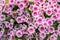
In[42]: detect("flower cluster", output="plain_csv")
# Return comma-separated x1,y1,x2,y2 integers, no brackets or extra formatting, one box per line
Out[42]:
0,0,60,40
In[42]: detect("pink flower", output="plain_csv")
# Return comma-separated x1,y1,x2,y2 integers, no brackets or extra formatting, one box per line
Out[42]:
8,29,15,36
45,27,50,34
45,8,52,16
57,0,60,2
0,0,5,6
32,11,39,17
57,8,60,13
33,5,39,11
9,0,15,4
51,15,57,21
12,13,17,18
8,4,14,8
42,21,48,27
0,6,2,10
33,22,40,29
49,27,55,33
39,0,45,4
22,30,29,35
34,0,39,3
57,17,60,23
49,0,56,3
16,17,23,23
26,18,31,24
24,2,29,7
28,23,34,27
47,19,53,26
53,8,58,13
16,30,22,37
57,25,60,34
16,9,23,16
49,34,57,40
0,15,5,21
3,6,8,13
3,6,12,14
0,31,4,37
39,32,46,39
9,23,13,29
43,2,49,9
4,21,10,28
9,36,15,40
19,24,27,31
16,0,20,5
0,0,60,39
39,25,45,33
36,17,43,24
27,27,35,35
21,15,27,21
54,30,58,37
18,2,25,9
29,5,33,11
0,27,4,38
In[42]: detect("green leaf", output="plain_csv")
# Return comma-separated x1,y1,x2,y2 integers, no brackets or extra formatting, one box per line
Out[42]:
15,36,19,40
53,21,59,30
35,28,40,34
2,12,10,21
31,38,36,40
57,36,60,40
24,7,32,17
2,12,7,15
5,17,10,22
44,34,52,40
14,21,19,28
44,12,51,18
12,5,19,11
5,28,9,34
21,35,26,40
29,2,34,5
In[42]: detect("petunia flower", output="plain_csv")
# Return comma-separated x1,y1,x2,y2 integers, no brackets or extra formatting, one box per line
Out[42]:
8,29,15,36
49,27,55,33
16,30,22,37
9,0,15,4
0,15,5,21
27,27,35,35
32,11,39,17
39,25,45,33
39,32,46,39
16,17,23,23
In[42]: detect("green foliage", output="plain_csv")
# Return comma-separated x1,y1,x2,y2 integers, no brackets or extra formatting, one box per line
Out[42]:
53,21,59,30
5,28,9,34
44,12,51,18
15,36,19,40
24,7,32,17
44,33,53,40
31,38,36,40
2,12,10,21
57,36,60,40
35,28,40,34
5,16,10,22
29,2,34,5
12,5,19,11
14,21,19,28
